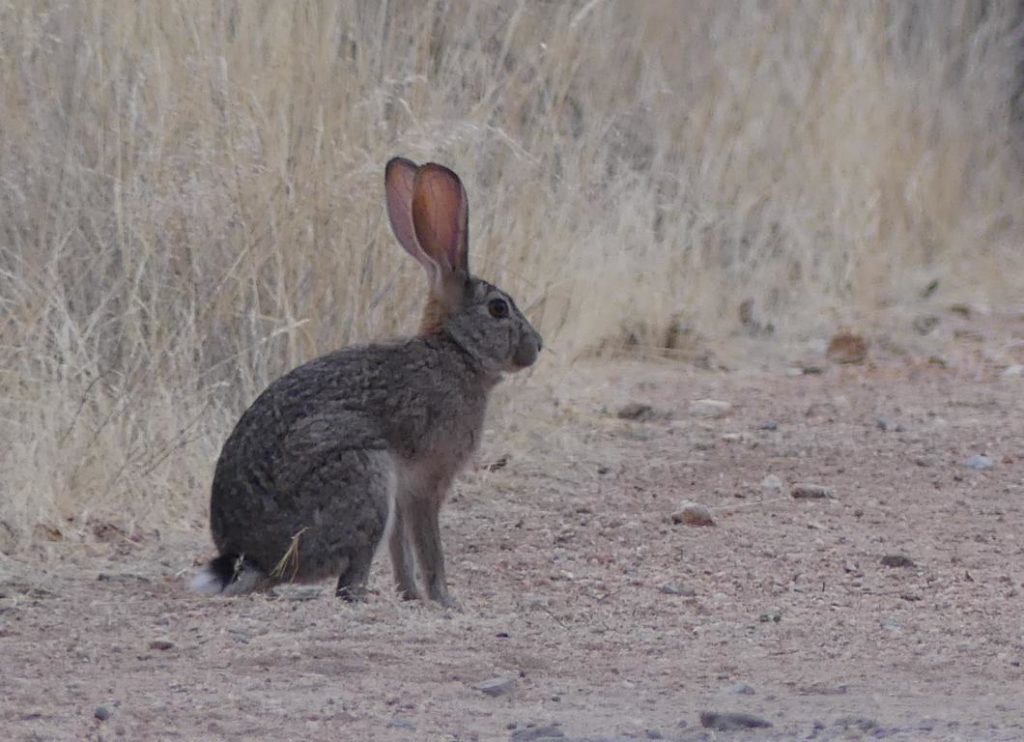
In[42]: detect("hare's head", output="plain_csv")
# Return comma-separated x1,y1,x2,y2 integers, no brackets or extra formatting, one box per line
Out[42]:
385,157,542,376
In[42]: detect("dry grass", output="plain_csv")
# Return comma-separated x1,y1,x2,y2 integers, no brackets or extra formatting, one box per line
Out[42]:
1,0,1022,548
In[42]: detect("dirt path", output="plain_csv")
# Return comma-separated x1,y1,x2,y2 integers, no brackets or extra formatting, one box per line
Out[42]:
3,342,1024,740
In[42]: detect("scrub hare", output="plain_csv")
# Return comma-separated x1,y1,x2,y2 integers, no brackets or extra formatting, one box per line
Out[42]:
191,157,542,605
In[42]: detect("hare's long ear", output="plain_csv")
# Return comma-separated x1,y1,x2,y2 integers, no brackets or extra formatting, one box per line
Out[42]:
385,157,440,286
412,163,469,281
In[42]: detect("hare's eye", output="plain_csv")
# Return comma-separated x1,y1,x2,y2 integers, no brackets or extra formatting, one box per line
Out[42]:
488,298,509,319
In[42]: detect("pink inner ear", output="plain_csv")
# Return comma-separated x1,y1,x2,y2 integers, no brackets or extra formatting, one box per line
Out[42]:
412,164,468,275
385,158,437,280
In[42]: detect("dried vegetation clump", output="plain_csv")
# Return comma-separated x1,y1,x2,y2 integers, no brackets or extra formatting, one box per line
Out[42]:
1,1,1022,545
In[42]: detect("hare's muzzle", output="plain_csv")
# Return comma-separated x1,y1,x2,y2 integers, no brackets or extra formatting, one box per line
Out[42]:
512,328,542,369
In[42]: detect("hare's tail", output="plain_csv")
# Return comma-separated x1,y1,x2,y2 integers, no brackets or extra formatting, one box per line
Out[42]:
189,554,265,596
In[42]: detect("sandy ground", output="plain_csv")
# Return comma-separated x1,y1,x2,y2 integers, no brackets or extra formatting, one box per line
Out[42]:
2,315,1024,741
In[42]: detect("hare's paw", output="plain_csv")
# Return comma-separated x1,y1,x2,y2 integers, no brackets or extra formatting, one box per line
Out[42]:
437,593,461,611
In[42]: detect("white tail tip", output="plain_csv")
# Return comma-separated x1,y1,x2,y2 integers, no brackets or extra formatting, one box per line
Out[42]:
188,567,225,595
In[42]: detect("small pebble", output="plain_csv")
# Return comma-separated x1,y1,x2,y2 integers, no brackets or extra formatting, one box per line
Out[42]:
799,684,848,696
617,402,656,422
1001,364,1024,377
690,399,732,418
700,711,772,731
965,454,994,470
761,474,783,491
475,676,517,697
510,723,565,741
660,584,696,597
758,420,779,431
670,501,715,526
94,706,111,722
96,572,151,583
725,683,755,695
875,417,902,432
833,716,879,733
805,401,838,418
791,483,833,499
881,554,915,568
912,315,939,335
148,639,175,651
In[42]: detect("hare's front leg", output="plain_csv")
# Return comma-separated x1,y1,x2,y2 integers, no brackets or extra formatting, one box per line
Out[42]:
403,481,456,608
408,497,453,606
388,501,419,600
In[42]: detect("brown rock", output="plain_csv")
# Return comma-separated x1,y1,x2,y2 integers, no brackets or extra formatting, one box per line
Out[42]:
791,483,834,499
617,402,656,421
827,331,868,364
671,501,716,526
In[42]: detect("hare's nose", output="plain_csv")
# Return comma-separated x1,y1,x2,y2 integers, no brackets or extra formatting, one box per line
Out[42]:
513,335,540,368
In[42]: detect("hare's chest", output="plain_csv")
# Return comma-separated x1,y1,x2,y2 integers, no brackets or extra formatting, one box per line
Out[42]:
418,401,485,469
394,388,487,478
395,425,479,503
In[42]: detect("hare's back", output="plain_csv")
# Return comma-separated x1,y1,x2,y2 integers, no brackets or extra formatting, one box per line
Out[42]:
213,342,410,479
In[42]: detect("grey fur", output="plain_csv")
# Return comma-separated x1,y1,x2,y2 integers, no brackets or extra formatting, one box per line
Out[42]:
192,158,542,605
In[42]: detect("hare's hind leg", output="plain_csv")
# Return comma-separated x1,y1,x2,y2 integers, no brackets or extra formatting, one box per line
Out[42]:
326,449,396,601
335,547,375,601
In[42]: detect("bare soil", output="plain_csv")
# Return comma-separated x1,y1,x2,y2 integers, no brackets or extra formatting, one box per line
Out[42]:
3,319,1024,741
